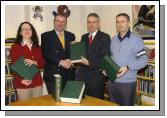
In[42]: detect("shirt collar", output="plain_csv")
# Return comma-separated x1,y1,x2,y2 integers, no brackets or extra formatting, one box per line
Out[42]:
55,30,64,36
21,39,33,46
118,29,131,41
89,29,98,40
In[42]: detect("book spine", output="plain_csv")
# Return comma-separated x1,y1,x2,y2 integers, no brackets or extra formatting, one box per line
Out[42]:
54,74,62,102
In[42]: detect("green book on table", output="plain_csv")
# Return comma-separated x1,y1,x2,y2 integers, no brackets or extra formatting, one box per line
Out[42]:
70,42,86,63
10,56,39,80
101,55,120,82
60,81,85,103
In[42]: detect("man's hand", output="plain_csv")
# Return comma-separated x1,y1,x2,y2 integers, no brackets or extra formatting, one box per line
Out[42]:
59,59,72,69
117,66,128,78
102,70,107,76
80,56,89,66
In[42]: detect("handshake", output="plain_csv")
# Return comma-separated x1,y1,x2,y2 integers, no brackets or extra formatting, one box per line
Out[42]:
59,57,89,69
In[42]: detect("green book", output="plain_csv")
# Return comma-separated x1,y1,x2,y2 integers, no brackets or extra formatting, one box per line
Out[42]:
60,81,85,103
10,56,39,80
101,55,120,82
70,42,86,63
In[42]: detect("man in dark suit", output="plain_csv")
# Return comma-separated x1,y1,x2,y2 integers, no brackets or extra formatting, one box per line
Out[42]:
41,13,75,95
76,13,111,99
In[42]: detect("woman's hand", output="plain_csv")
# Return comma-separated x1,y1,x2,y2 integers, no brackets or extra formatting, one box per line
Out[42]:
21,80,32,86
24,59,37,66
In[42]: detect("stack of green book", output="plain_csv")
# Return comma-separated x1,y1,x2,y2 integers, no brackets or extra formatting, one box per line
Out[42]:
70,42,86,63
60,81,85,104
101,55,120,82
10,56,39,80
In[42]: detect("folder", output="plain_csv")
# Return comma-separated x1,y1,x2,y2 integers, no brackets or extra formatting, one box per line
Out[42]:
60,81,85,103
10,56,39,80
101,55,120,82
70,42,86,63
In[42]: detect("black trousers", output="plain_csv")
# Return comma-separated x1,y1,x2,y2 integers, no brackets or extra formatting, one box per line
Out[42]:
76,69,105,100
108,81,137,106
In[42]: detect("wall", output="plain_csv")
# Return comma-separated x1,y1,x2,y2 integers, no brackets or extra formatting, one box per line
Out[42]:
5,5,133,44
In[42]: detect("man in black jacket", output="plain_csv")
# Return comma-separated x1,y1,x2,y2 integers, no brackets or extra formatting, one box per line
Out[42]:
76,13,111,99
41,13,75,95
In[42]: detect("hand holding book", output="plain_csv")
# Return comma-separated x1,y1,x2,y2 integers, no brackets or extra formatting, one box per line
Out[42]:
79,56,89,66
117,66,129,78
24,59,38,66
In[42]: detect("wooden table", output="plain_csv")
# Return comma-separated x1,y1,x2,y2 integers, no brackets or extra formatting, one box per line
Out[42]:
9,95,118,106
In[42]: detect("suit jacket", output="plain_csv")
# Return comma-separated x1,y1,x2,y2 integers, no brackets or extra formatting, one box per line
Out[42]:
80,29,111,72
77,30,111,99
41,30,75,81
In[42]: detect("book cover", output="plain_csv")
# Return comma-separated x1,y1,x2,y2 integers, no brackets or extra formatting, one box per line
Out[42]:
10,56,39,80
70,42,86,63
101,55,120,82
60,81,85,104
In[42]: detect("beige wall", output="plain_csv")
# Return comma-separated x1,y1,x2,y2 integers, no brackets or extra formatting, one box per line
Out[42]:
5,5,133,44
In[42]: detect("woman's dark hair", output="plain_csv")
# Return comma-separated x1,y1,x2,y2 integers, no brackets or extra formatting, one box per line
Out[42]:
16,22,39,47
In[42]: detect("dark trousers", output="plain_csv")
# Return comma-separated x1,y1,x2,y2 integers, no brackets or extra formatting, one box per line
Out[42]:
76,69,105,99
108,81,137,106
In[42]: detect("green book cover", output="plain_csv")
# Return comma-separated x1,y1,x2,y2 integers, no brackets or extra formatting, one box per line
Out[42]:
10,56,39,80
101,55,120,82
70,42,86,63
60,81,85,103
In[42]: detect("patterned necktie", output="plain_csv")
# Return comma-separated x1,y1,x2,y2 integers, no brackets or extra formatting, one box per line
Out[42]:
88,34,93,45
58,32,65,49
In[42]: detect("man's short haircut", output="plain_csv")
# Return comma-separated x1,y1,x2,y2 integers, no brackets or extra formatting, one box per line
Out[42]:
116,13,130,21
87,13,100,21
54,13,67,22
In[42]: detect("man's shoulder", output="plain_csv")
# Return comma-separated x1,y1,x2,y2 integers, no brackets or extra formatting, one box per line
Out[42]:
64,30,74,35
41,30,55,36
99,30,110,38
64,30,75,41
82,33,89,38
130,32,143,42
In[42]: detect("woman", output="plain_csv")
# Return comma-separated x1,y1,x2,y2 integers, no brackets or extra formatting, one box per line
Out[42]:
10,22,45,100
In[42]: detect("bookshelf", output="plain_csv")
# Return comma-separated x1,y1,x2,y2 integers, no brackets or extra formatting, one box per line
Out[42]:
135,42,155,106
5,38,18,105
5,60,18,105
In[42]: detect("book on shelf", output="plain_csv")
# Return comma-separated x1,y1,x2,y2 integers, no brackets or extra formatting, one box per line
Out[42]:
60,81,85,104
5,92,18,105
100,55,120,82
138,29,155,38
6,62,13,75
146,48,155,61
5,77,15,92
70,42,86,63
5,38,16,46
136,79,155,96
10,56,39,80
138,65,155,79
